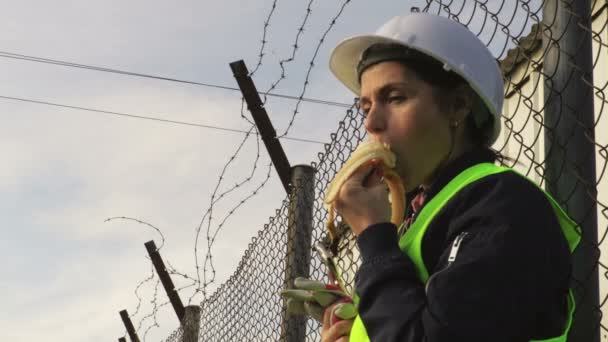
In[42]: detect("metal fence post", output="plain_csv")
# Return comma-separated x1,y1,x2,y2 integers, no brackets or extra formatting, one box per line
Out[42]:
229,60,293,195
281,165,316,342
542,0,600,341
181,305,201,342
119,310,141,342
144,240,186,322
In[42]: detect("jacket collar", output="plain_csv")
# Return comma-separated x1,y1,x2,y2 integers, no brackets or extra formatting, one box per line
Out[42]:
416,148,496,209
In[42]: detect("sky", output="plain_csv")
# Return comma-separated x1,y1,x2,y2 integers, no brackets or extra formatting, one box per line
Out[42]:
0,1,532,341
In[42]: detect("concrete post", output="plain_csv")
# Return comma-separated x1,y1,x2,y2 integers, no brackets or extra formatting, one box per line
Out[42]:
281,165,316,342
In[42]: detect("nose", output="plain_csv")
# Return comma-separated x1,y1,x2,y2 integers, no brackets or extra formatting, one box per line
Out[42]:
363,102,386,135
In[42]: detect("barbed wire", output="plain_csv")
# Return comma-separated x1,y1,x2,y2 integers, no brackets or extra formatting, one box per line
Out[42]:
134,278,159,339
249,0,281,77
105,216,166,250
132,262,157,319
110,0,329,336
193,0,354,307
118,261,157,341
192,126,267,302
259,0,316,104
103,217,170,341
202,166,274,282
166,261,199,293
185,3,289,300
148,2,361,337
187,102,364,342
140,279,163,342
277,0,353,138
109,0,360,340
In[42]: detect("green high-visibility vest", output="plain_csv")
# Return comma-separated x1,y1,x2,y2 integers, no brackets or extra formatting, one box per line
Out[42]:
349,163,581,342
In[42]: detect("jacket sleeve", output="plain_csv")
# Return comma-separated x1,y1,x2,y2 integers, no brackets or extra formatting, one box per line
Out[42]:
354,174,572,341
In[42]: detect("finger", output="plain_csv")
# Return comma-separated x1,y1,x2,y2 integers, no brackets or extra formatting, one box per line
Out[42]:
322,304,332,331
321,319,353,342
364,165,385,188
337,167,378,205
346,160,378,186
339,171,388,205
354,165,389,192
361,163,379,187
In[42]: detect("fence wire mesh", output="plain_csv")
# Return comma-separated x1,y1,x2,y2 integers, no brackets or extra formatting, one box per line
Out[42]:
159,0,608,340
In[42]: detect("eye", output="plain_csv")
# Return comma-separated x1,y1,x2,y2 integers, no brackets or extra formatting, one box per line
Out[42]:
388,95,406,103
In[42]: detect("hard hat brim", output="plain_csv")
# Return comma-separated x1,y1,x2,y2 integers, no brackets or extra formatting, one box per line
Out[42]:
329,35,405,96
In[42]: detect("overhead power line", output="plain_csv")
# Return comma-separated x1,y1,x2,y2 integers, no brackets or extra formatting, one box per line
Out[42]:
0,94,327,145
0,51,352,108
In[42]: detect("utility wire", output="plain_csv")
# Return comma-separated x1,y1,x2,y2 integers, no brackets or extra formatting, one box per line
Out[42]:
0,94,327,145
0,51,352,108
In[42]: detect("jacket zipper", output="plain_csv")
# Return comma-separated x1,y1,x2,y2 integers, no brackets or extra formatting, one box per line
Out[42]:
425,231,469,294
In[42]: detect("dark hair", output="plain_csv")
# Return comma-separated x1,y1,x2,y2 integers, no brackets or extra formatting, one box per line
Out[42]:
358,43,505,162
357,43,464,88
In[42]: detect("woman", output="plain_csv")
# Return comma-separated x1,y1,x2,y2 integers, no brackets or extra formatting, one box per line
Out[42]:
322,12,579,342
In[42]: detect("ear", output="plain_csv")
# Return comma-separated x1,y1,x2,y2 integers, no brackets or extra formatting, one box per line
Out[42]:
448,84,474,124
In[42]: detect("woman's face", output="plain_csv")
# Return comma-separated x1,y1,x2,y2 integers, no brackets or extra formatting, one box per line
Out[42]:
359,61,453,191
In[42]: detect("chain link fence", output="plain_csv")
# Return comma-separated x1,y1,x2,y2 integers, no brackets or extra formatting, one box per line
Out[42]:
160,0,608,340
184,106,365,342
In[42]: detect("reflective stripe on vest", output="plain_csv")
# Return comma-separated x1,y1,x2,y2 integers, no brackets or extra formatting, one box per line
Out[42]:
350,163,581,342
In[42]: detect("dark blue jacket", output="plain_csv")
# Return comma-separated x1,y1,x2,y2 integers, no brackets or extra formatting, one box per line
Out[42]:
355,149,571,341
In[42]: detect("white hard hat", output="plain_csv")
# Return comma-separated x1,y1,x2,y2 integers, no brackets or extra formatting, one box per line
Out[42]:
329,12,504,145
